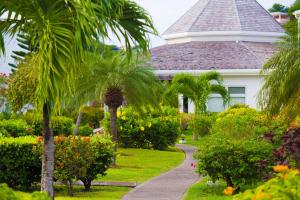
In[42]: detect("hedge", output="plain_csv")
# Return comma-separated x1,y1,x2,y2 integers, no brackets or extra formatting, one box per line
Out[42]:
0,137,41,189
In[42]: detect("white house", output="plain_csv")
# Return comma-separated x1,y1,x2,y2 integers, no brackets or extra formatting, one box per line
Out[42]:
150,0,285,113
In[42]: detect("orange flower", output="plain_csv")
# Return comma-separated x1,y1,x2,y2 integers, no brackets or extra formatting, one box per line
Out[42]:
223,187,234,196
273,165,289,173
36,136,43,143
84,137,91,142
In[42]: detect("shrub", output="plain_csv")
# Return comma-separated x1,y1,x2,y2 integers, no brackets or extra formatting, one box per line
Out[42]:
178,113,194,131
0,184,50,200
0,119,29,137
271,127,300,167
107,107,180,150
80,106,104,128
197,136,273,188
78,125,94,136
189,113,216,137
234,169,300,200
212,107,287,140
0,137,41,189
37,135,113,194
51,116,73,136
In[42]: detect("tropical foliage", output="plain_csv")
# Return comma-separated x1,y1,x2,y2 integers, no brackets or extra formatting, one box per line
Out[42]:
166,72,229,114
0,0,156,197
259,21,300,121
75,51,161,164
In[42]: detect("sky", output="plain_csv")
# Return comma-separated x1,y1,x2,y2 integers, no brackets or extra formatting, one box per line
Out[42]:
0,0,295,73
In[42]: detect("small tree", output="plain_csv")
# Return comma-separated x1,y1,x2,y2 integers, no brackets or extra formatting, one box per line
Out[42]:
165,72,229,140
268,3,288,13
75,51,161,165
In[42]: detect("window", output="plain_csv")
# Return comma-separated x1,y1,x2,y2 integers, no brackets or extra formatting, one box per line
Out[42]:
206,86,246,112
228,87,246,107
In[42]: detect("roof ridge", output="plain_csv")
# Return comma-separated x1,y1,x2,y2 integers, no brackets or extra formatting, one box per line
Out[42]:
239,42,264,65
188,0,211,32
233,0,242,31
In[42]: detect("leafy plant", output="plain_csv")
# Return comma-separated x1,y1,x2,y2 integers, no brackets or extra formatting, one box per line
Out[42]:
196,137,274,188
0,184,50,200
78,125,94,136
103,107,180,150
0,119,30,137
212,107,287,140
234,169,300,200
0,137,41,189
80,106,104,128
50,116,73,136
36,135,113,194
189,113,216,137
272,127,300,167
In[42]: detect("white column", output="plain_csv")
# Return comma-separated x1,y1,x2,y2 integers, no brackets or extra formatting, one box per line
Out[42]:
178,94,184,113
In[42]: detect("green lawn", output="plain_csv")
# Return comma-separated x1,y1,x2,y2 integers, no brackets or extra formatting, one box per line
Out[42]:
98,148,185,182
184,178,232,200
15,147,184,200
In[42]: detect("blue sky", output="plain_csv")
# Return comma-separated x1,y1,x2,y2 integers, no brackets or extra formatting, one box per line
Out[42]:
0,0,295,73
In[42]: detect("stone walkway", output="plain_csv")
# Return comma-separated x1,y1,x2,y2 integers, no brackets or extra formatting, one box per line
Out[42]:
122,144,200,200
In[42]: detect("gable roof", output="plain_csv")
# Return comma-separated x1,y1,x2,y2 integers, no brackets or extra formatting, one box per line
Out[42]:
164,0,284,36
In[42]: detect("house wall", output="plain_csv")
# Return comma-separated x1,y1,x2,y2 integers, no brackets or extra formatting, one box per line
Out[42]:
186,75,265,113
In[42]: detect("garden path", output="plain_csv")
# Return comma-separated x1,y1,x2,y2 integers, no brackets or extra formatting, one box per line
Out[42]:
122,144,199,200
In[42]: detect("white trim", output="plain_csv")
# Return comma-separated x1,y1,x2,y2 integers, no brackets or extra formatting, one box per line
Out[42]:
155,69,265,76
163,31,285,44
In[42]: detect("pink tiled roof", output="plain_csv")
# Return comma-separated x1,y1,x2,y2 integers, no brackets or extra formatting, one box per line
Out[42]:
151,41,276,70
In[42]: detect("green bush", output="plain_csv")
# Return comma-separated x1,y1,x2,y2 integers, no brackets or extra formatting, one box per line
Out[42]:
51,116,73,136
178,113,194,131
212,107,287,140
80,106,104,128
105,107,180,150
22,114,74,136
0,184,50,200
234,169,300,200
190,113,216,136
0,137,41,189
78,125,94,136
197,136,273,188
0,119,29,137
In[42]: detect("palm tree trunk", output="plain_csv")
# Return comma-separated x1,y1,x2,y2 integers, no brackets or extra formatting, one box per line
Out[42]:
109,106,118,167
73,111,83,135
193,105,200,141
41,103,55,199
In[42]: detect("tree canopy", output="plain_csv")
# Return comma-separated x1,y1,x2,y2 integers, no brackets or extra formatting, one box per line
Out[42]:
268,3,289,13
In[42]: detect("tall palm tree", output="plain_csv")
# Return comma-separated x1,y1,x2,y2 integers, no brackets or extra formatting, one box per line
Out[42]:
0,0,156,198
165,72,229,140
75,51,161,165
259,22,300,121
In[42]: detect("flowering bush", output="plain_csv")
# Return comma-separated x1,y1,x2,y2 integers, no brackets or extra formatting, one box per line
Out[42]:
234,168,300,200
196,136,273,188
36,135,113,194
189,113,216,137
212,107,287,140
103,107,180,150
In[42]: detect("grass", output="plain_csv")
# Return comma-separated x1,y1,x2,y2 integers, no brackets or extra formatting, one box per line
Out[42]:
98,147,185,182
15,147,185,200
184,178,232,200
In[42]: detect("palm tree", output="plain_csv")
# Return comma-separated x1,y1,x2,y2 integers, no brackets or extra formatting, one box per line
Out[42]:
259,22,300,121
75,51,161,165
0,0,156,198
165,72,229,140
